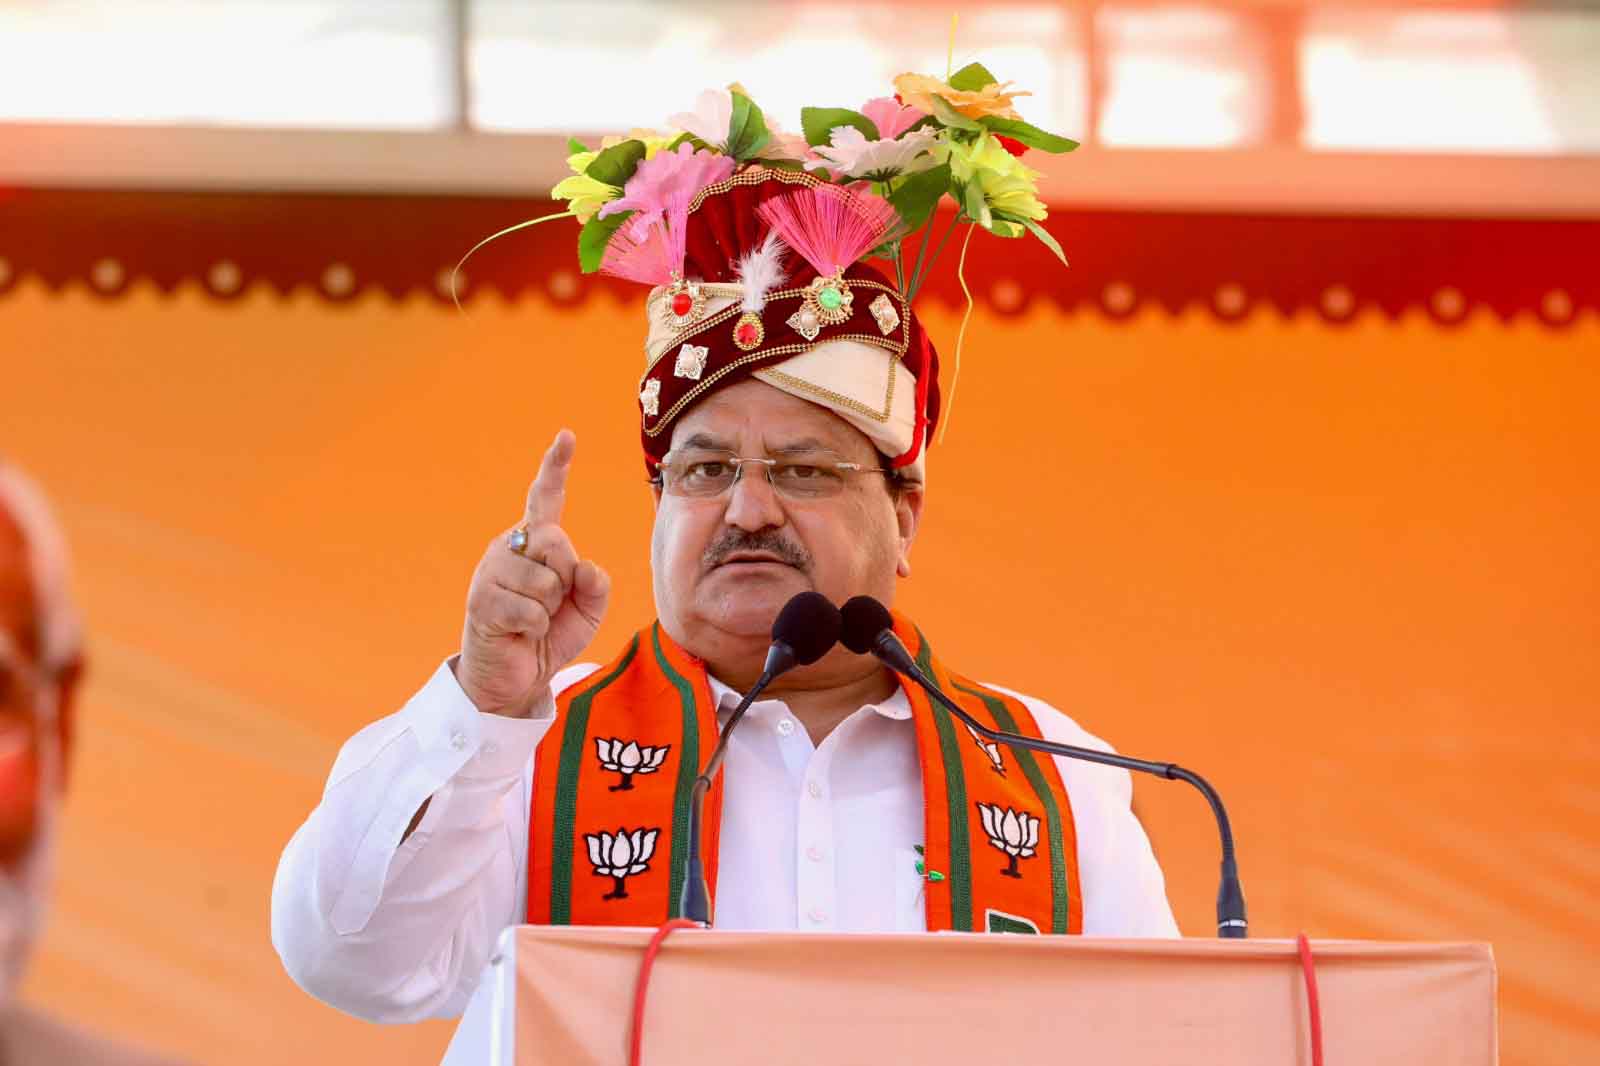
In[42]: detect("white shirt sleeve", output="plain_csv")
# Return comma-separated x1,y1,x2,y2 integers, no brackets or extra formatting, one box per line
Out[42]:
270,659,600,1023
984,684,1182,938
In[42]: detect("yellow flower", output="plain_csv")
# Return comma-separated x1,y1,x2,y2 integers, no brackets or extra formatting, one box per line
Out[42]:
943,133,1047,224
553,129,681,223
551,173,616,224
893,72,1029,121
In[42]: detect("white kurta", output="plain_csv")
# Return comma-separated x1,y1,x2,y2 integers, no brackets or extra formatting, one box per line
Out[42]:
271,657,1180,1059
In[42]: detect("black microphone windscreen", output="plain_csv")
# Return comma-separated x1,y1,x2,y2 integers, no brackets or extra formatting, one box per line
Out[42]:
839,595,894,655
771,591,842,666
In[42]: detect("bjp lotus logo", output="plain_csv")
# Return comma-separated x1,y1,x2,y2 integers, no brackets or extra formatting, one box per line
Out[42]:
584,826,661,900
594,737,671,791
965,723,1006,776
975,802,1040,879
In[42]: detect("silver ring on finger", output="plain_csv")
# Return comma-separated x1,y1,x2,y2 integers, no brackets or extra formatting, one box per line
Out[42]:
506,524,543,563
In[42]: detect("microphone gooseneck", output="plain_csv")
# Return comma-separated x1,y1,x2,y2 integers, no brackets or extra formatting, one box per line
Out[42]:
679,591,842,926
839,595,1248,939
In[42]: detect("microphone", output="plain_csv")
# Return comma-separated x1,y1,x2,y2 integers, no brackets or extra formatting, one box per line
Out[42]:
678,591,842,925
840,595,1248,939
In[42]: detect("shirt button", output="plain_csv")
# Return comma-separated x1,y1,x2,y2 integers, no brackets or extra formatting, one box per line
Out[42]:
806,846,824,863
482,741,499,756
807,907,827,924
776,718,796,737
806,780,823,799
450,731,468,752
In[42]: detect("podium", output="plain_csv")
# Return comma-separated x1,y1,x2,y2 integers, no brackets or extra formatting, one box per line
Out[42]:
478,926,1496,1065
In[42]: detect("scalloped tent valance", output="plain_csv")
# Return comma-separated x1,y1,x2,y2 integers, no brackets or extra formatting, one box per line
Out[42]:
0,188,1593,327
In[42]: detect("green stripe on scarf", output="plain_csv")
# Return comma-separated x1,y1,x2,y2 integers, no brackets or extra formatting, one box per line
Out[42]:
549,634,639,924
954,681,1071,935
651,623,702,919
916,629,973,931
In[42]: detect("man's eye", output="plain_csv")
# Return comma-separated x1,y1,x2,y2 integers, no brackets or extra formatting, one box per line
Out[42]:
688,462,728,479
784,465,821,479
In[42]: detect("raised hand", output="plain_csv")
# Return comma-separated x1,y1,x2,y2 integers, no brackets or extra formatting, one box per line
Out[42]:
456,429,611,717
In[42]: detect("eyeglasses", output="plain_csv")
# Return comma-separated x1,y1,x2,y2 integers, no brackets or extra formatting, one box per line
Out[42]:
655,452,894,500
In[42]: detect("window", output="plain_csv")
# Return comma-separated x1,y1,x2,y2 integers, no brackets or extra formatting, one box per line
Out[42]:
467,2,1086,139
1097,6,1273,148
0,1,1594,158
0,0,456,128
1301,10,1600,154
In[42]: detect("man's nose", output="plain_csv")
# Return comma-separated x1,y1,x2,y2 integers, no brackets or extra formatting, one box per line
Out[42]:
722,463,786,531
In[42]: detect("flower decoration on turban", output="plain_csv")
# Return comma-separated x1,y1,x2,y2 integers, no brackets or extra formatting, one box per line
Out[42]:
526,61,1078,478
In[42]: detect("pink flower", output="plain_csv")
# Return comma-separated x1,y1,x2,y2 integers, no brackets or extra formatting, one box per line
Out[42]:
667,88,733,150
598,142,735,234
861,96,929,140
804,127,939,182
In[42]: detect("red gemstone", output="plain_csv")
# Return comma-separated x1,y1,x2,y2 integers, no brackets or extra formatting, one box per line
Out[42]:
671,292,693,317
736,321,760,346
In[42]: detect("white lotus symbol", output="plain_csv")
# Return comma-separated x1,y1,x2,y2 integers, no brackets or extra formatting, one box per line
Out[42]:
585,826,662,900
975,802,1040,879
965,723,1006,776
595,737,671,791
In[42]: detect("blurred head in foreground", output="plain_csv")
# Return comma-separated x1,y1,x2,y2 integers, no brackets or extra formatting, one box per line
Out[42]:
0,462,83,1004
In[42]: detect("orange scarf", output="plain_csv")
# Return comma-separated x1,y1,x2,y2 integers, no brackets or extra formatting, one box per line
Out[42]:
527,615,1082,934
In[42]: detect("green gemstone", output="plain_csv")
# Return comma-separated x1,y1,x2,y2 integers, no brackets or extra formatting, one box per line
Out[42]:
928,871,946,883
818,286,844,312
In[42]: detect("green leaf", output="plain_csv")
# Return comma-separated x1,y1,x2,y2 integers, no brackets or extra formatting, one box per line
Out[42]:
979,116,1079,154
566,136,590,155
924,93,981,132
584,139,646,188
961,179,992,229
985,209,1029,237
667,131,713,153
948,62,998,92
888,162,952,232
1018,215,1070,266
759,157,807,172
801,107,881,147
726,91,772,161
577,210,632,274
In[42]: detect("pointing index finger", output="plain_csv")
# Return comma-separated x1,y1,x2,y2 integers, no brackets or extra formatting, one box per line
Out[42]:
525,429,576,528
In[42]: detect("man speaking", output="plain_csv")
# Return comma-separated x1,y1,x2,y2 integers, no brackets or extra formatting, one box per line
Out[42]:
272,69,1178,1052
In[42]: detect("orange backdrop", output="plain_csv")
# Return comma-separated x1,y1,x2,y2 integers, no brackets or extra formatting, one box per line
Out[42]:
2,279,1596,1065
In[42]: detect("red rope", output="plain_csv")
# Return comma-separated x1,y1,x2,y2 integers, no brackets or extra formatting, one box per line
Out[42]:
1297,932,1324,1066
628,918,700,1066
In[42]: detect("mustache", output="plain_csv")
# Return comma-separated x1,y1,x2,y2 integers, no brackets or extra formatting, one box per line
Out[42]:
702,529,812,572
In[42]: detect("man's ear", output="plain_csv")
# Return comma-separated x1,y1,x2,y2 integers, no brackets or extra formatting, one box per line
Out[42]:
53,655,83,793
894,485,924,579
